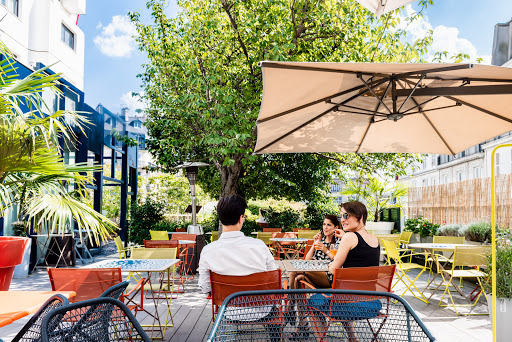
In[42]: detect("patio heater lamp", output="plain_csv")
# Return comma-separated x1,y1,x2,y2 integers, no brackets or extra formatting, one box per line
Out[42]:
174,162,209,235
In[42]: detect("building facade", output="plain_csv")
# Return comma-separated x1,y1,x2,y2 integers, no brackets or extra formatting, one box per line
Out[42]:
406,19,512,188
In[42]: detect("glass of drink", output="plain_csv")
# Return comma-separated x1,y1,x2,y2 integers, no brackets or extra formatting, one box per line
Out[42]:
330,249,337,257
314,241,323,250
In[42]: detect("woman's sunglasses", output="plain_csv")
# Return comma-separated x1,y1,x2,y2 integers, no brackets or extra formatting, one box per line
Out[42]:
341,212,350,219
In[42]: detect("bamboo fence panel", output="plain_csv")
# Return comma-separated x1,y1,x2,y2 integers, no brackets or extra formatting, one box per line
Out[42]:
408,175,512,227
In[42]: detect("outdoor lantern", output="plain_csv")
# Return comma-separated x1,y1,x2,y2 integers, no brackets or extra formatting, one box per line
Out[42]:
174,162,209,235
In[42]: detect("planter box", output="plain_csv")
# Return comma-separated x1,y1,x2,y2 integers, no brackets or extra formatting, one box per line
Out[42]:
0,236,30,290
366,222,394,235
487,295,512,342
420,236,433,243
13,238,32,278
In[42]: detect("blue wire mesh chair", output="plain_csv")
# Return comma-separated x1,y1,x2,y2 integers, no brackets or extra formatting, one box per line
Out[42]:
99,280,129,299
41,297,151,342
11,295,68,342
207,289,436,342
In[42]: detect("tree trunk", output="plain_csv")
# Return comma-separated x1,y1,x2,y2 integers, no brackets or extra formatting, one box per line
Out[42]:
215,158,243,236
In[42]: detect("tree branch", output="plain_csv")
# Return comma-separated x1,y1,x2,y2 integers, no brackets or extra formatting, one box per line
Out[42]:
220,1,255,79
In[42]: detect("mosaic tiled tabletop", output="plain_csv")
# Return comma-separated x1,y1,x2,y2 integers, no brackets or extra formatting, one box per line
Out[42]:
270,238,309,242
282,260,330,272
89,259,180,272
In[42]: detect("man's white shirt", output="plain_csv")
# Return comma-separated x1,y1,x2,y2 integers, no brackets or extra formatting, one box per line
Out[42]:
197,231,277,294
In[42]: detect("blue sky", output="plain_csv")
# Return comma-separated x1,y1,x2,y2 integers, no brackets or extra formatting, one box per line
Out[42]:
78,0,512,114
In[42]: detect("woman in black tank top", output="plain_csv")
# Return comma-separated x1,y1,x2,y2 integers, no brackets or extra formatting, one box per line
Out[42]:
328,201,380,275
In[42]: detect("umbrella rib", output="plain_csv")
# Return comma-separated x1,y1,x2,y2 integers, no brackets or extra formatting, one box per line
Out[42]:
394,64,473,79
335,109,387,117
444,96,512,124
398,74,426,112
333,103,387,116
258,61,388,77
358,74,392,114
254,105,337,154
257,77,389,124
356,80,392,153
402,103,462,116
410,96,456,155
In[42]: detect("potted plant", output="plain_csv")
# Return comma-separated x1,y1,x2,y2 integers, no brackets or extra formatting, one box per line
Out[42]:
12,221,32,278
342,177,407,234
465,221,491,246
404,216,439,243
484,228,512,340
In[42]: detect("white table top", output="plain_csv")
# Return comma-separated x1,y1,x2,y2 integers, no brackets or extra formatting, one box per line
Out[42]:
408,243,467,251
270,238,309,242
31,234,73,237
89,259,180,272
178,240,196,244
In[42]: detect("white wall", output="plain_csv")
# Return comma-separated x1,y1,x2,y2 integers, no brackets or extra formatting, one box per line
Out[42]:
0,0,85,89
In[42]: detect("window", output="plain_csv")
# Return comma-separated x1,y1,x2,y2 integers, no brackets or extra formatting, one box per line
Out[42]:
457,171,463,182
61,24,75,50
131,120,142,128
431,178,436,186
443,174,448,184
474,167,481,179
1,0,18,16
422,179,428,187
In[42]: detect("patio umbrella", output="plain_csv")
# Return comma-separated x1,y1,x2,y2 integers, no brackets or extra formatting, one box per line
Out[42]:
254,61,512,155
356,0,418,16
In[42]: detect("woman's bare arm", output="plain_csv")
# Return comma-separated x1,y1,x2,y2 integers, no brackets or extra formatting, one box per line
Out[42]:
328,232,358,274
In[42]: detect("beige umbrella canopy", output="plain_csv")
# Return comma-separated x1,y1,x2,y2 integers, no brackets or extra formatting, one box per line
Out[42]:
254,61,512,155
356,0,417,16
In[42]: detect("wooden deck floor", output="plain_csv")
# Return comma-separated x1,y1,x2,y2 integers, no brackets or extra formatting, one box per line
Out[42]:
0,252,492,342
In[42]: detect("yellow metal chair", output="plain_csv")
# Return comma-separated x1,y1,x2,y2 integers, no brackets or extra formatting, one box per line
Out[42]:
382,239,429,304
297,230,320,239
256,232,275,257
439,245,489,315
428,236,466,283
114,236,129,259
130,247,178,327
150,230,169,240
377,235,400,265
211,231,219,242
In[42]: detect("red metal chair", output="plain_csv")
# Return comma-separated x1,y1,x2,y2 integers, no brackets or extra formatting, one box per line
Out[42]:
47,268,144,317
170,233,197,279
176,228,186,232
209,269,283,323
272,232,299,260
304,265,396,341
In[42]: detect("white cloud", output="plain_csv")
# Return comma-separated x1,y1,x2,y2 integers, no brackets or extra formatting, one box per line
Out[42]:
396,5,490,64
94,15,137,58
120,91,147,114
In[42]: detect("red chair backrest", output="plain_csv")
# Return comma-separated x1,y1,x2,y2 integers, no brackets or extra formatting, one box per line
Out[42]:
170,233,197,242
332,265,396,292
263,228,282,233
47,268,123,303
176,228,186,232
209,269,282,308
144,239,179,251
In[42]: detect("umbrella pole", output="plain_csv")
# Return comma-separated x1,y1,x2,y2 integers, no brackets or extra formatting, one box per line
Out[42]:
491,143,512,342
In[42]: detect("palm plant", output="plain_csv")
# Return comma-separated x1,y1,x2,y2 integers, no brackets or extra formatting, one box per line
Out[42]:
0,41,117,243
341,176,408,222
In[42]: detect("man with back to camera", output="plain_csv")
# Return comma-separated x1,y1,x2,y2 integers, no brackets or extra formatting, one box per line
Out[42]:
197,194,277,294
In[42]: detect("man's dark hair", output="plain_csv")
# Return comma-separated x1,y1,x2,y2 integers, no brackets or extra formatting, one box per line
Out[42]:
340,201,368,225
217,195,247,226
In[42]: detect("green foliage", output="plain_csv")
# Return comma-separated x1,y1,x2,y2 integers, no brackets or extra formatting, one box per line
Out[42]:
437,224,464,237
110,129,138,147
265,207,301,231
303,199,340,230
138,173,212,215
404,217,439,238
11,221,26,237
484,228,512,298
465,221,491,243
342,177,407,222
129,0,432,199
152,220,191,232
0,41,117,243
128,199,165,245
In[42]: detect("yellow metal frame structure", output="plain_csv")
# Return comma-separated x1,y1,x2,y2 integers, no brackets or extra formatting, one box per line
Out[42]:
490,144,512,342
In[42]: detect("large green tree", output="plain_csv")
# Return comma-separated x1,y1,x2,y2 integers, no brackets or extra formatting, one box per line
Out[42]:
130,0,431,200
